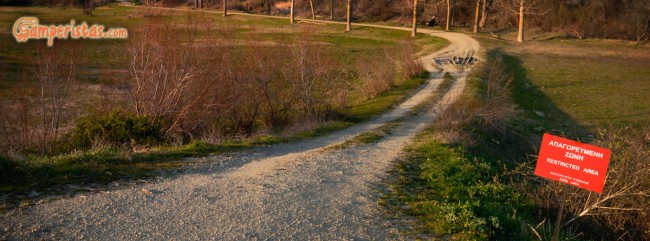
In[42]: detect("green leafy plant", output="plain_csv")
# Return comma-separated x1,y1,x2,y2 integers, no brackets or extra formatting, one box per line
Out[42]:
67,111,163,150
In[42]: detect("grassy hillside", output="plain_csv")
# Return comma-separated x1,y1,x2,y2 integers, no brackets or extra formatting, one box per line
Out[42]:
0,5,448,205
0,5,445,88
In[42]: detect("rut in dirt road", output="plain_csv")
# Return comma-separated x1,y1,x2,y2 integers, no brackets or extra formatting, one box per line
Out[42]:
1,19,479,240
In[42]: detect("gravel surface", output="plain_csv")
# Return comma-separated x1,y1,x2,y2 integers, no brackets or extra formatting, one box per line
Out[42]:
1,17,479,240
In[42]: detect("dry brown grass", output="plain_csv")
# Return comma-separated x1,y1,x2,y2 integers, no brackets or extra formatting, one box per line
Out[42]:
0,43,81,154
356,41,424,99
124,14,351,142
433,54,517,145
356,50,397,99
523,126,650,241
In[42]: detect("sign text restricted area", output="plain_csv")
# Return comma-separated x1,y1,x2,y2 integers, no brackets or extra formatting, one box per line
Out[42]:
534,133,611,193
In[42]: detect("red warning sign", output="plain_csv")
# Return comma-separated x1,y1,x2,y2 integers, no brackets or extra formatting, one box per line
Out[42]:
534,133,611,193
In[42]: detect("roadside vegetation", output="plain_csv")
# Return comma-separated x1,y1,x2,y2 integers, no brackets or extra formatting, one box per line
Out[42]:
387,38,649,240
0,6,447,204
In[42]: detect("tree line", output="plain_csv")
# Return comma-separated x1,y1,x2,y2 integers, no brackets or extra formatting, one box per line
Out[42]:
3,0,647,42
190,0,649,43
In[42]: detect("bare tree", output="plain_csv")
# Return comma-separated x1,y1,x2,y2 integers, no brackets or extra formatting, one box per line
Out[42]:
424,0,446,27
631,0,650,45
479,0,488,28
126,19,219,137
498,0,546,43
446,0,451,31
267,0,271,15
516,0,523,42
290,0,295,24
31,45,78,153
346,0,352,32
309,0,316,19
473,0,480,33
223,0,228,16
412,0,418,37
331,0,334,20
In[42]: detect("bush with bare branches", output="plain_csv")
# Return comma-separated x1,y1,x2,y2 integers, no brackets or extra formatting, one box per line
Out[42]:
433,53,517,145
356,52,397,99
125,14,230,141
395,39,424,79
0,44,79,155
356,40,423,100
123,13,350,141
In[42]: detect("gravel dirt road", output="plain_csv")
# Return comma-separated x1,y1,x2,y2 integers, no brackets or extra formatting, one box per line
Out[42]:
1,13,479,240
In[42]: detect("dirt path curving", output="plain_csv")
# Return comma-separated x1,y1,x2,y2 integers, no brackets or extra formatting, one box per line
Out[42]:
1,13,479,240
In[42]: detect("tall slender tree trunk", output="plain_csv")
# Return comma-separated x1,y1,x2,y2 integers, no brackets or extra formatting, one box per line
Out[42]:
446,0,451,31
346,0,351,32
331,0,334,20
479,0,487,28
290,0,295,24
223,0,227,16
309,0,316,19
517,0,524,43
412,0,418,37
267,0,271,15
473,0,480,33
452,9,455,26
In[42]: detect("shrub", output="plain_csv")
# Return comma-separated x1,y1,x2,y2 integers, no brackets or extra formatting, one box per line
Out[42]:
0,156,22,186
357,50,397,98
393,138,531,240
433,53,517,145
395,40,424,79
67,111,163,150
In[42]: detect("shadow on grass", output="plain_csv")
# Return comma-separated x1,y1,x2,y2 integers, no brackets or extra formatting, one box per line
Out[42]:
382,48,607,240
0,142,248,195
474,49,625,240
484,48,592,158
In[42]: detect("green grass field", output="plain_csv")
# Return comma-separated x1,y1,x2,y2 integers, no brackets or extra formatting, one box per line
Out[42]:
477,36,650,129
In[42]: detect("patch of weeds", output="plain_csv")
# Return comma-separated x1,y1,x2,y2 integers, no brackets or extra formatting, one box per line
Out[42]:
56,111,164,153
384,129,536,240
333,71,456,149
292,121,354,139
342,72,430,123
351,131,387,144
0,141,248,205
